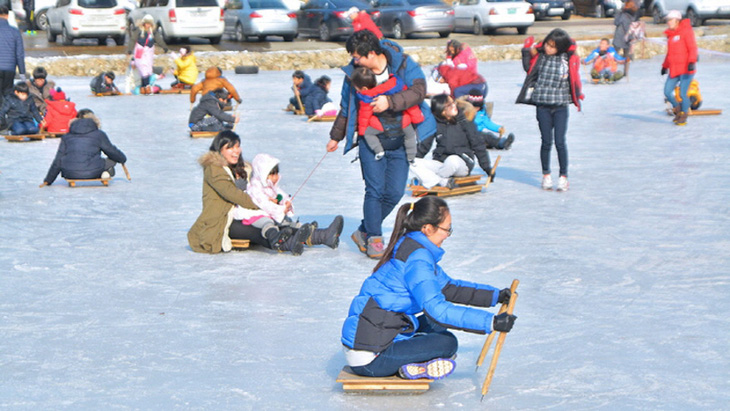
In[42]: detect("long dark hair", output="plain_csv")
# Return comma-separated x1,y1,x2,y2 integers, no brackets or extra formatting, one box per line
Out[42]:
210,131,247,180
373,196,450,272
542,28,573,55
446,39,463,58
430,94,456,123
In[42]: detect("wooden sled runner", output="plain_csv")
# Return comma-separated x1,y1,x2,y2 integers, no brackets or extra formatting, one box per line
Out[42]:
65,178,110,187
42,131,64,138
158,88,191,94
4,134,45,142
336,366,432,393
307,115,337,122
690,109,722,116
409,156,501,198
190,131,218,138
92,92,127,97
230,239,250,250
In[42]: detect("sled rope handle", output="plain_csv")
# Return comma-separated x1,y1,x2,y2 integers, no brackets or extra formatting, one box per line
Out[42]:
290,151,328,201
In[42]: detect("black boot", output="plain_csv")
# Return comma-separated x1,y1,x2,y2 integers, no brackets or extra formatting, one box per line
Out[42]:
265,226,293,252
481,131,501,149
498,133,515,150
279,223,314,256
306,215,344,249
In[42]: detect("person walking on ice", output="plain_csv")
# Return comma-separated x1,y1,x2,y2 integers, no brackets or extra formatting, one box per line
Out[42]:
340,196,517,379
661,9,698,126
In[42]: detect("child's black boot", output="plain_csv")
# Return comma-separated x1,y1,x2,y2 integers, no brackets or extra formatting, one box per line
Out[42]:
265,226,293,252
306,215,344,249
279,223,314,256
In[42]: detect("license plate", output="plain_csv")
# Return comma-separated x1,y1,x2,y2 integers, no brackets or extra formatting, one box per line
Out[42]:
508,8,516,13
428,11,444,17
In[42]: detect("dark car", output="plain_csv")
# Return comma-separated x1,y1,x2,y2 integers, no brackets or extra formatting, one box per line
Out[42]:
573,0,623,17
297,0,373,41
372,0,454,39
526,0,574,19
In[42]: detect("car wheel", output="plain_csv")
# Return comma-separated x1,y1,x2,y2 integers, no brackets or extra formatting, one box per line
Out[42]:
235,23,245,42
652,5,663,24
258,35,266,41
61,25,73,46
393,21,404,39
209,36,222,44
46,26,56,43
35,10,49,31
235,65,259,74
687,8,702,27
319,22,331,41
472,18,482,35
438,31,449,38
517,26,527,35
283,34,295,42
112,35,125,46
561,11,571,20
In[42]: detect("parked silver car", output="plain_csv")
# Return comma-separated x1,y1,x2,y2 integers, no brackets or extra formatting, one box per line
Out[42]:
372,0,454,39
223,0,298,41
128,0,224,44
46,0,128,45
454,0,534,34
650,0,730,26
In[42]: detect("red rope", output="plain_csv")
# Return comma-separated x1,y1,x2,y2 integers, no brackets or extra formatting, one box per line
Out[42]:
290,152,328,201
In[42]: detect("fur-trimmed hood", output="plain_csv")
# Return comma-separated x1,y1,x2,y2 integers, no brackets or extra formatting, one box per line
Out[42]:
198,151,229,168
68,115,101,134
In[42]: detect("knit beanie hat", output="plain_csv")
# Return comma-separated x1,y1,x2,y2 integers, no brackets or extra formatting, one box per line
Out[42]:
50,87,66,101
466,88,484,109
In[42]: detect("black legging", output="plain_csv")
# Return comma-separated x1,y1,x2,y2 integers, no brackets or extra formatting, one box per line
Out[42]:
229,220,271,248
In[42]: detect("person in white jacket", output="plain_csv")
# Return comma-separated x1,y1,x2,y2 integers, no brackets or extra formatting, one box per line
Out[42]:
232,153,344,255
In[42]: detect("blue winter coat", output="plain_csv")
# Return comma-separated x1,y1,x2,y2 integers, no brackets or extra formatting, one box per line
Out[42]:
0,19,25,74
330,38,436,154
43,117,127,184
303,83,331,116
0,94,42,124
341,231,500,353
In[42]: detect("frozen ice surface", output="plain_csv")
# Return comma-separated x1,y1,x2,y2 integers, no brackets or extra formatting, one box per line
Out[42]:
1,56,729,410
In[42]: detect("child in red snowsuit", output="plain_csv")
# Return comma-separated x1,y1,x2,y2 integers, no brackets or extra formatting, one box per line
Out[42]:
351,66,424,162
43,88,77,134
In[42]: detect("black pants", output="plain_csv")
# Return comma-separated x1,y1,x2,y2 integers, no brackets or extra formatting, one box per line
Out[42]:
0,70,16,107
229,220,271,249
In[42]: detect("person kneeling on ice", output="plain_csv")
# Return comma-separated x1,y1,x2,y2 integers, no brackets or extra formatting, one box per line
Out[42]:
582,38,625,83
189,88,239,132
89,72,120,95
41,109,127,186
341,196,516,379
232,153,344,255
43,88,77,134
0,82,43,135
464,88,515,150
171,46,198,89
410,94,494,189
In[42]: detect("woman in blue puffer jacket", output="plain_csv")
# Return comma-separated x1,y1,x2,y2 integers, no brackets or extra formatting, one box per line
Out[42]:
341,196,517,380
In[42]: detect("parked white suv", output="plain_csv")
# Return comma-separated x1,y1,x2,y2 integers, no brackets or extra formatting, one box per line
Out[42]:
650,0,730,26
128,0,224,44
46,0,128,45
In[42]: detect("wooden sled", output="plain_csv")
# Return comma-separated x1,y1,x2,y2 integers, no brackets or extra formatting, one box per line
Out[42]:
230,239,250,250
410,156,500,198
92,92,127,97
42,131,64,138
65,178,110,187
190,130,218,138
4,134,45,142
336,366,432,393
307,115,337,122
690,109,722,116
158,88,191,94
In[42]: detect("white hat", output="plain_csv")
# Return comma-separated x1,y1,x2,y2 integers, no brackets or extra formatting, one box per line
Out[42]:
142,14,154,24
665,10,682,21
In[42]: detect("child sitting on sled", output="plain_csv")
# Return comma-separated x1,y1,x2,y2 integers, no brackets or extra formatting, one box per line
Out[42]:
189,88,239,132
26,67,56,114
583,38,626,83
232,153,344,255
0,82,43,135
171,46,198,89
351,66,424,162
90,72,120,95
464,88,515,150
43,88,77,134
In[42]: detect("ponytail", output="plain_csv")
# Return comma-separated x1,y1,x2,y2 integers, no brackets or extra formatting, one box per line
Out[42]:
372,196,450,272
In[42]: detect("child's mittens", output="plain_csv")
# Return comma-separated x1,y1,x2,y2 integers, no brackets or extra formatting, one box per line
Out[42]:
443,58,455,68
523,35,535,49
276,194,284,204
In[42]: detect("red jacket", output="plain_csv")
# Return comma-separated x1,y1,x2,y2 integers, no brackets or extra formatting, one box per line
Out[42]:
352,11,382,38
356,75,424,135
662,19,698,78
43,99,77,133
437,64,485,97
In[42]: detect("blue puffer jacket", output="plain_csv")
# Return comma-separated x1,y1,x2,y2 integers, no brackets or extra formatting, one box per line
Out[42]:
303,83,331,116
43,117,127,184
331,38,436,154
341,231,500,353
0,19,25,74
0,94,42,123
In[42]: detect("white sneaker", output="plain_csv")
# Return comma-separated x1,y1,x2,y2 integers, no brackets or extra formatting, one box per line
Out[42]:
557,176,569,192
101,171,111,179
541,174,553,190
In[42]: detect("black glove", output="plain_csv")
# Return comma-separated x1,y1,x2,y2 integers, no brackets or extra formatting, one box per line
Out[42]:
661,67,668,76
493,312,517,333
688,62,695,71
497,288,511,305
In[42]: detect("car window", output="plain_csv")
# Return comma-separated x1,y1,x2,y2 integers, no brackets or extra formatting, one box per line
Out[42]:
461,0,478,4
78,0,117,7
176,0,219,6
249,0,286,8
331,0,369,8
409,0,442,5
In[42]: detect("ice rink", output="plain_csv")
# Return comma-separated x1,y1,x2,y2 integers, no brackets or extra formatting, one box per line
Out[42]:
1,55,729,409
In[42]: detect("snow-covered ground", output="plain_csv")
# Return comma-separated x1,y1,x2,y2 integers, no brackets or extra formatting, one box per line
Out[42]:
1,56,729,410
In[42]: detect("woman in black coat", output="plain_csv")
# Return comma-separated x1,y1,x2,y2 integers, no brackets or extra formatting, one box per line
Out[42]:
41,109,127,186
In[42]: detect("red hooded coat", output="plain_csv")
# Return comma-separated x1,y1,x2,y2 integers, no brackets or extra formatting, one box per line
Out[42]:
662,18,698,78
44,99,77,133
357,75,424,135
